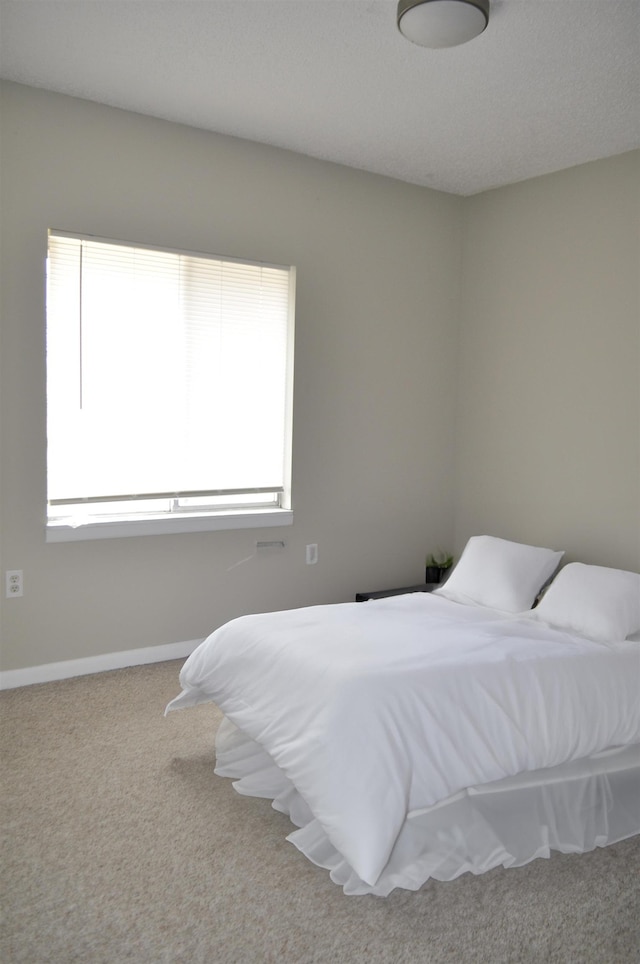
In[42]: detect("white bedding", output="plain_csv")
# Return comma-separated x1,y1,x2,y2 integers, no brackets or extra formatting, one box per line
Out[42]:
166,592,640,889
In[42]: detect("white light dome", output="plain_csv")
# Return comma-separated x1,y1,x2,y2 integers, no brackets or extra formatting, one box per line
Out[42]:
397,0,490,49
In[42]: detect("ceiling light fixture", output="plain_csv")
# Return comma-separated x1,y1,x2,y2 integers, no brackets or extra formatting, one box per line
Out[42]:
397,0,489,49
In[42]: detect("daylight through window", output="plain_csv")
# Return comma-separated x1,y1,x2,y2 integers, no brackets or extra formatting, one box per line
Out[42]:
46,232,295,537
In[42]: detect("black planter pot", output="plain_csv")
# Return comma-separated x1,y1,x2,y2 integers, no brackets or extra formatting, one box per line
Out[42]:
425,566,441,584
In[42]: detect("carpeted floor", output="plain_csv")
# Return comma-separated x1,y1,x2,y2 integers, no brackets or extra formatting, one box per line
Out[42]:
1,660,639,964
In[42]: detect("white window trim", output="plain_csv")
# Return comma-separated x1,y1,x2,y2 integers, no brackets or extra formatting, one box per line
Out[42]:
46,231,296,540
46,506,293,542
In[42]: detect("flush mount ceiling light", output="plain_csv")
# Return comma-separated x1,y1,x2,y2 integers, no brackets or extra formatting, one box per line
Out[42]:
397,0,489,48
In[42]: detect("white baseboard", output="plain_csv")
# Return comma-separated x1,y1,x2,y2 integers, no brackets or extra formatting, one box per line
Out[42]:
0,639,203,691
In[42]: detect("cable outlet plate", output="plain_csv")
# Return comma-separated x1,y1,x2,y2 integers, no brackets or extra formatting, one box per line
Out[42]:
306,544,318,565
6,570,23,597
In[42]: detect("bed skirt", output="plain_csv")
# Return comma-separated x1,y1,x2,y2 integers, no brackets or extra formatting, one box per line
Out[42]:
214,717,640,896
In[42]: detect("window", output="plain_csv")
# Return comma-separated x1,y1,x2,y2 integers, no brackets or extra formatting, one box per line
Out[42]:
46,232,295,541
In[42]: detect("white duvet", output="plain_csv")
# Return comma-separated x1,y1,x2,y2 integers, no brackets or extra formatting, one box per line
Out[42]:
166,592,640,887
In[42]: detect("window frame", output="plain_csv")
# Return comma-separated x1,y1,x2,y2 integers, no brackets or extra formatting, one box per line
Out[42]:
45,231,295,542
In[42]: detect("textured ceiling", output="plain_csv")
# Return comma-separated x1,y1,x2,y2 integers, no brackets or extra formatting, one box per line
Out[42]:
0,0,638,195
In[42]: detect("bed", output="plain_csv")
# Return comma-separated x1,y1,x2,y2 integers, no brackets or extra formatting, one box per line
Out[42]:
166,536,640,895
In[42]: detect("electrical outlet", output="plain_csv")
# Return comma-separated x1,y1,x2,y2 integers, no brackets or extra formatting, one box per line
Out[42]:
305,544,318,565
6,570,23,598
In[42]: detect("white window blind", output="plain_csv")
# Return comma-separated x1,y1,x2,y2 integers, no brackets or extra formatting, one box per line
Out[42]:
46,232,295,525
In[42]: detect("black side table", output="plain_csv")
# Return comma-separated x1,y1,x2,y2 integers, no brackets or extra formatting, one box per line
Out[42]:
355,583,440,602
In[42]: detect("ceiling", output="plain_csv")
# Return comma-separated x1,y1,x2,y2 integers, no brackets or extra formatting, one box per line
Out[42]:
0,0,638,196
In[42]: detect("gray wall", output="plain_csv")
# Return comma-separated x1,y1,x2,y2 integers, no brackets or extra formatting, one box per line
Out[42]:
0,82,460,671
1,84,638,674
455,152,640,570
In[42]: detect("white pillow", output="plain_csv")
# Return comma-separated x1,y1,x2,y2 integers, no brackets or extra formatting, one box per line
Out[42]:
530,563,640,643
434,535,564,613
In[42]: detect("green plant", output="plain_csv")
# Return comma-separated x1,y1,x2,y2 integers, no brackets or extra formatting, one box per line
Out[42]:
425,549,453,569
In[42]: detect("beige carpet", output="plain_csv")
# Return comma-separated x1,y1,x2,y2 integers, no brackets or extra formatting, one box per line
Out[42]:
1,660,639,964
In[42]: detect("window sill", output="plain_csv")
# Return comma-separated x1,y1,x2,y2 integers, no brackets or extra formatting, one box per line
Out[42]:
46,508,293,542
